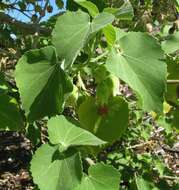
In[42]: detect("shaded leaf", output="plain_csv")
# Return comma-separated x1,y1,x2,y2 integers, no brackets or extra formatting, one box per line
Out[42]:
115,0,134,20
75,163,120,190
104,0,134,20
172,108,179,130
0,93,23,131
96,74,119,105
162,32,179,54
26,123,41,146
55,0,64,9
135,177,159,190
166,60,179,105
78,96,129,142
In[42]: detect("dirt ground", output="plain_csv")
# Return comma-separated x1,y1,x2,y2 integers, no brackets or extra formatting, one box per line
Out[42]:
0,132,34,190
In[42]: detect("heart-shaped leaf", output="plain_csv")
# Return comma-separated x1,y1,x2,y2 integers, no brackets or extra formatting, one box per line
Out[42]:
52,10,91,67
48,115,106,150
78,96,129,142
30,144,82,190
15,46,73,122
74,0,99,17
75,163,120,190
106,32,167,113
52,10,114,67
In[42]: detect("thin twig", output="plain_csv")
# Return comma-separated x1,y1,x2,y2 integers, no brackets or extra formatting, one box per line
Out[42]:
127,141,153,149
37,0,50,23
90,51,109,63
161,175,179,181
161,145,179,154
167,80,179,84
9,5,31,19
0,12,51,35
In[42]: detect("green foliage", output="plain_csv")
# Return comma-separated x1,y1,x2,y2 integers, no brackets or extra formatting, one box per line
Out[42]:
52,10,91,67
78,96,129,142
75,163,120,190
104,0,134,20
52,10,114,67
0,93,23,131
30,144,82,190
15,46,73,122
135,177,159,190
48,115,106,151
162,32,179,54
1,1,179,190
106,32,167,113
166,58,179,105
74,0,99,17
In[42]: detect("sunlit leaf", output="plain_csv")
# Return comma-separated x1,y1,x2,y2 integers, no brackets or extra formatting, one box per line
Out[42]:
30,144,82,190
106,32,167,113
74,0,99,17
48,115,106,150
15,46,73,122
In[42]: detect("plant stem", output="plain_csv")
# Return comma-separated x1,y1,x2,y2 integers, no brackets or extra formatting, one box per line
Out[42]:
167,80,179,84
90,51,109,63
85,157,95,166
127,140,153,149
161,175,179,181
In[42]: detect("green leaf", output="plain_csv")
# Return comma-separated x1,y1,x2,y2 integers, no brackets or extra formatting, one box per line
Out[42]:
96,74,119,105
78,96,129,142
67,0,106,12
55,0,64,9
74,0,99,17
26,123,41,146
104,0,134,20
106,32,167,113
30,144,82,190
166,60,179,105
91,12,115,33
172,108,179,130
103,26,127,46
115,28,127,41
0,72,10,93
0,93,23,131
48,115,106,150
52,10,91,67
52,11,114,67
103,24,116,46
15,46,73,122
135,177,159,190
115,0,134,20
75,163,120,190
162,32,179,54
